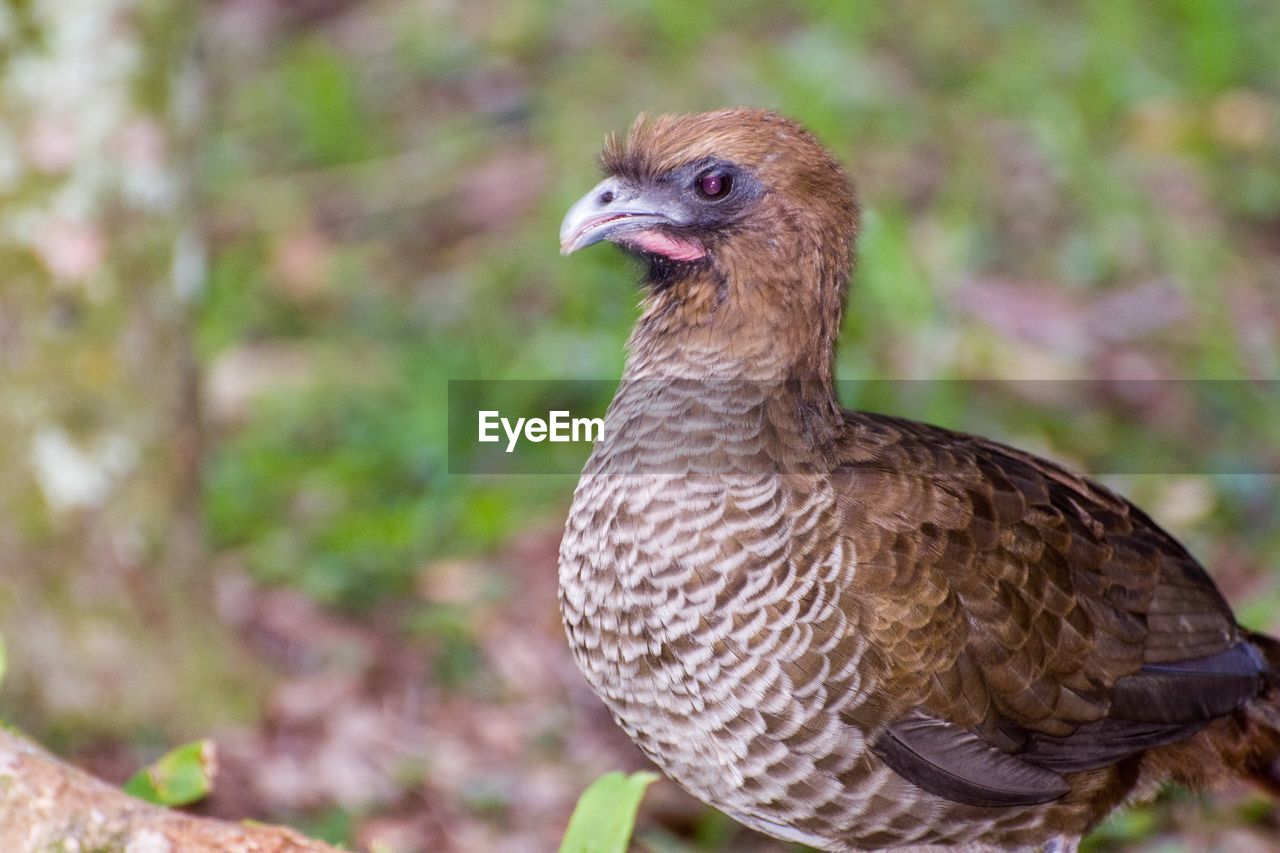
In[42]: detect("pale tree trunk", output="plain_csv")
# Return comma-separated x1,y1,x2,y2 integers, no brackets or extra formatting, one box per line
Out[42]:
0,0,255,735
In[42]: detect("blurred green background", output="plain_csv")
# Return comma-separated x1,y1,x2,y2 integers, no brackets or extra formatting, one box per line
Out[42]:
2,0,1280,850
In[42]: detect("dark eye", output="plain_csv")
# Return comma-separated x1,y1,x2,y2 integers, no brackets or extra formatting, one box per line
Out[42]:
695,170,732,200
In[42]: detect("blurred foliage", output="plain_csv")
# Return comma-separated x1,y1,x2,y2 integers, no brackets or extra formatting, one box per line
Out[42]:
558,771,657,853
1081,800,1164,853
201,0,1280,617
159,0,1280,848
123,740,217,807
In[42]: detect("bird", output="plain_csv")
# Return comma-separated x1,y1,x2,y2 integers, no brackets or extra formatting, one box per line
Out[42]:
556,108,1280,851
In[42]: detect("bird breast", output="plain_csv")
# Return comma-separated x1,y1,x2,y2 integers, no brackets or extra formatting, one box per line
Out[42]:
557,380,882,817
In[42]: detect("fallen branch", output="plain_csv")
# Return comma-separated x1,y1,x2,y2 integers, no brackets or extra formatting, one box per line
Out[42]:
0,727,339,852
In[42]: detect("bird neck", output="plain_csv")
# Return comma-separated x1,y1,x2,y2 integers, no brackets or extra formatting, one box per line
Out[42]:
618,253,847,450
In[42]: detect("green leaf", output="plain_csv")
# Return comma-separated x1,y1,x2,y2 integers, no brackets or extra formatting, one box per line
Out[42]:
559,771,658,853
0,632,6,689
123,740,217,807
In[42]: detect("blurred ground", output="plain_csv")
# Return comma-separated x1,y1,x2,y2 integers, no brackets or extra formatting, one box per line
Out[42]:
3,0,1280,850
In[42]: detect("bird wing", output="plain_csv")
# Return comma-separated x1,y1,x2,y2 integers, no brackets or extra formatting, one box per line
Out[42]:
831,411,1266,804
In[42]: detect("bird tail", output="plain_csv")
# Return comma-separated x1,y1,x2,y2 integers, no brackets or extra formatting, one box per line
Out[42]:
1236,630,1280,795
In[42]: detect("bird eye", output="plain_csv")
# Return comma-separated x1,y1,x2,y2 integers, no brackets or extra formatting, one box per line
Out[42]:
695,170,732,200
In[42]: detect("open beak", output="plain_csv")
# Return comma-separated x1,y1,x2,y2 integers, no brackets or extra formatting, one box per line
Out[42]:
559,177,683,256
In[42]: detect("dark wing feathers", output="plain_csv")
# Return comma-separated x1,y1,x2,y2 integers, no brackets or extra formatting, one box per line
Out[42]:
871,710,1071,807
837,412,1266,804
1017,718,1210,774
1108,642,1267,724
872,643,1267,789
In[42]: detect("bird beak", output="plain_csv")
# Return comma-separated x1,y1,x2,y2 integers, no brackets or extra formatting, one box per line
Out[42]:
559,177,684,256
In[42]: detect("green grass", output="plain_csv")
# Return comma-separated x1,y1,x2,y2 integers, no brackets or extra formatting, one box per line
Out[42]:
203,0,1280,610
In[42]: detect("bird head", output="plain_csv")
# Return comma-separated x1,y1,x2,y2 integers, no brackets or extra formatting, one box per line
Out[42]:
560,109,858,383
561,108,856,272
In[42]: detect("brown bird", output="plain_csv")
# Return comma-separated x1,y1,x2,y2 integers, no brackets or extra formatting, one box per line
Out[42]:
557,108,1280,851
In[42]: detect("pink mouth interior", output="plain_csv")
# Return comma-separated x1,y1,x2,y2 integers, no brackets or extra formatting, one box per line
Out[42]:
622,229,707,262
